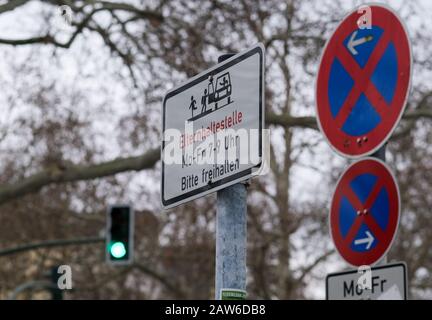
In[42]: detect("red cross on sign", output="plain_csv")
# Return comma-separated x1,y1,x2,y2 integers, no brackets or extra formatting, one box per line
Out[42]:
330,158,400,267
316,4,411,158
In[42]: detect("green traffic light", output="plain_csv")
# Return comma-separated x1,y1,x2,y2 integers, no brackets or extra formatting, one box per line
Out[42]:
110,241,126,258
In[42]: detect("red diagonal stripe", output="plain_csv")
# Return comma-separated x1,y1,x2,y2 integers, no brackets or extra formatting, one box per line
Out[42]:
341,186,364,245
342,183,363,211
344,216,364,246
363,83,390,119
363,178,385,213
363,214,386,243
341,177,387,246
333,30,393,128
336,45,362,76
333,79,363,129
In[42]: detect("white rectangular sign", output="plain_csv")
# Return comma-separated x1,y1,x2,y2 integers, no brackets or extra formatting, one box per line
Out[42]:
161,44,265,209
326,262,407,300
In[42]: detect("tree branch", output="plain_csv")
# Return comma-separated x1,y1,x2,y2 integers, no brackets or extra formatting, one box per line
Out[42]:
133,263,186,299
0,0,29,14
0,148,160,206
0,35,56,46
0,236,104,257
97,1,164,21
0,1,163,48
266,113,317,130
265,108,432,131
0,106,430,206
404,108,432,121
297,249,334,283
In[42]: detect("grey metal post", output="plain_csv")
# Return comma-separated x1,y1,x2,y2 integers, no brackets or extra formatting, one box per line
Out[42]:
216,184,248,299
215,53,248,300
371,145,386,161
371,144,388,265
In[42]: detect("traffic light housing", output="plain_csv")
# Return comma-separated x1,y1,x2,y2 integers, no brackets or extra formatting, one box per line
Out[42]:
106,205,134,265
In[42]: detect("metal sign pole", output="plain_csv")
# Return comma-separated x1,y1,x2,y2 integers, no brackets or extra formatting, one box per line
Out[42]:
215,54,247,300
215,183,247,299
372,145,386,161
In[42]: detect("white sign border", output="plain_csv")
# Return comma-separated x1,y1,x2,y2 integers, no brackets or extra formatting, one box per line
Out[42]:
314,3,413,159
161,43,265,209
329,157,401,268
325,262,408,300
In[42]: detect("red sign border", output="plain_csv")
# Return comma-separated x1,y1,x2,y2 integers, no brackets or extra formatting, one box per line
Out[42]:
329,157,401,267
315,4,412,159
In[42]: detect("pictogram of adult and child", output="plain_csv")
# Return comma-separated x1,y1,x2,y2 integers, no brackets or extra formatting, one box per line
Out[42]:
188,72,233,121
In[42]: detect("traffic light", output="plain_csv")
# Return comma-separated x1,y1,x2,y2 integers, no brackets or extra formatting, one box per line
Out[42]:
106,205,134,264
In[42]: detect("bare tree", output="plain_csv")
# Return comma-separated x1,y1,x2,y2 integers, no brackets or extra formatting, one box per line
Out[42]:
0,0,431,299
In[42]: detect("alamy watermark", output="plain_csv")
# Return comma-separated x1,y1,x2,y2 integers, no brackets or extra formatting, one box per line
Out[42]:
162,124,271,176
357,265,372,290
56,265,72,290
357,5,372,30
53,5,74,31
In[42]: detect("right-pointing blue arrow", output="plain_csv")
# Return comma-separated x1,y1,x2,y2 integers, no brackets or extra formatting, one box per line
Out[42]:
354,230,375,250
